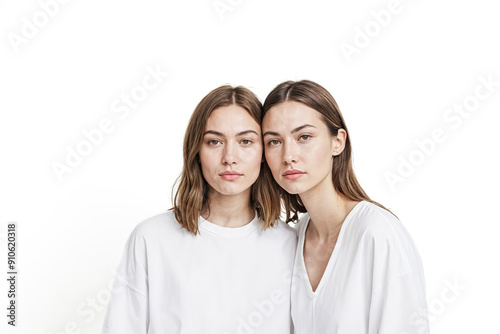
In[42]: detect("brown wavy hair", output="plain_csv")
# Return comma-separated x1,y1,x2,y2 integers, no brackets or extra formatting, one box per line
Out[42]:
172,85,281,235
262,80,395,223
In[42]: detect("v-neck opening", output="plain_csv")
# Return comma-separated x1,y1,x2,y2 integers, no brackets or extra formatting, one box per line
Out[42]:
300,200,366,299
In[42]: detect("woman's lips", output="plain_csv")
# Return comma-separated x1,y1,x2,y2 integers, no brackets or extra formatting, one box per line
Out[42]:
283,169,305,180
219,171,242,181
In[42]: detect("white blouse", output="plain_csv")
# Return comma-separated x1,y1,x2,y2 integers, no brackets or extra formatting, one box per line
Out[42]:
291,201,429,333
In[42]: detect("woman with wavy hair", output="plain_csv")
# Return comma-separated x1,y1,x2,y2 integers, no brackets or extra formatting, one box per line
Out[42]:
103,85,296,334
262,80,429,333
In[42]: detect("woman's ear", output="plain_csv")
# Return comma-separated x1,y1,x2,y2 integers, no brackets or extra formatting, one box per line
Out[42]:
332,129,347,156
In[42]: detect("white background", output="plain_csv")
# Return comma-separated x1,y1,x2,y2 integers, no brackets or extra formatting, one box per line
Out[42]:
1,0,499,333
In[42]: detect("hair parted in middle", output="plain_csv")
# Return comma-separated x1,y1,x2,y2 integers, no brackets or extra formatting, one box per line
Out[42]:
172,85,282,235
262,79,395,223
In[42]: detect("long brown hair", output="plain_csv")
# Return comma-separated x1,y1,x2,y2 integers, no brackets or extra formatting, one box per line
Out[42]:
262,80,395,223
172,85,281,235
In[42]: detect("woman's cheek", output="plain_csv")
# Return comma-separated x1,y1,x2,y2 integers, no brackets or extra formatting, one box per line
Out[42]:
264,151,277,168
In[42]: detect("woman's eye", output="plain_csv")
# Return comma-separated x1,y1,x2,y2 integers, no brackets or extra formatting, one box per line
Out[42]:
267,139,280,146
207,139,221,146
241,139,252,145
298,135,311,141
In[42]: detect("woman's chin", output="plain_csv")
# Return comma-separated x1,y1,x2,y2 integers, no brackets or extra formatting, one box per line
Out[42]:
280,183,306,196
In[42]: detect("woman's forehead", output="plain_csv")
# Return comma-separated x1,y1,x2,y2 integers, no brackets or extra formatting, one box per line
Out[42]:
205,105,261,133
263,102,323,129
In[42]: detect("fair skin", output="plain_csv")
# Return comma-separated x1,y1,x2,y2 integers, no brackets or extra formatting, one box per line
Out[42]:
199,104,263,228
263,101,358,291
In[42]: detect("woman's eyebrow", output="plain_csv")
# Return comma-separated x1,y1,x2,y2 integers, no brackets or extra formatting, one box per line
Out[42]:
291,124,316,133
263,131,279,137
203,130,259,136
236,130,259,136
203,130,224,136
263,124,316,137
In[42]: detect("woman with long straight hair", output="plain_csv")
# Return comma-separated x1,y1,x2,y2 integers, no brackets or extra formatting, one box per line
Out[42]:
262,80,429,333
102,85,297,334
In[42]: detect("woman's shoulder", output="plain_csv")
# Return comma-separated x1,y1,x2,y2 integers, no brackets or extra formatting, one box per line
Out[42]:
348,201,404,240
129,210,184,240
263,218,298,241
349,201,426,283
349,201,423,267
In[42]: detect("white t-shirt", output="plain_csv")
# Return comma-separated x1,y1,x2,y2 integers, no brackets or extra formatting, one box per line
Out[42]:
291,201,429,334
102,210,297,334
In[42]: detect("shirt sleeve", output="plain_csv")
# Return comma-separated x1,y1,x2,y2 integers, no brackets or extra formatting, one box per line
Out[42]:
369,272,430,334
367,221,430,334
102,228,149,334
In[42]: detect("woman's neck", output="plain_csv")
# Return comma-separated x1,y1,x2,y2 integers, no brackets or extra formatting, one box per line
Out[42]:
299,178,359,243
201,189,255,228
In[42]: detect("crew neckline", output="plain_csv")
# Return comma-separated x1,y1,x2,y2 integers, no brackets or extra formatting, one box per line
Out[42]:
198,213,260,238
